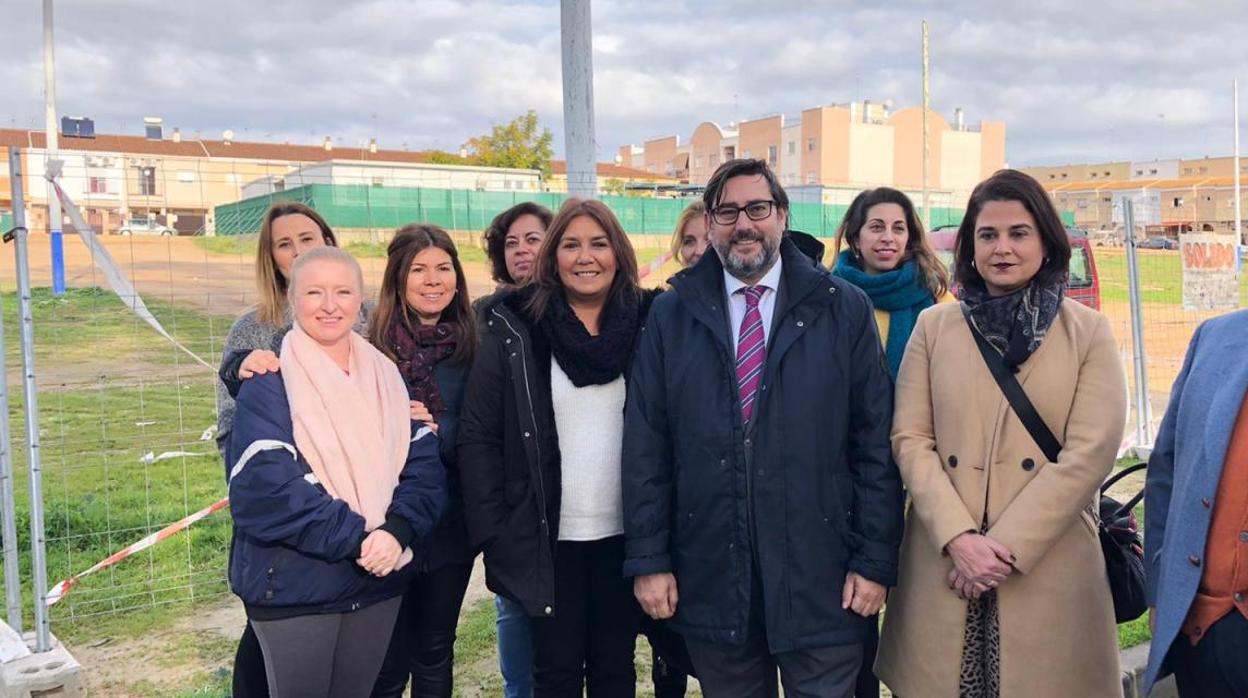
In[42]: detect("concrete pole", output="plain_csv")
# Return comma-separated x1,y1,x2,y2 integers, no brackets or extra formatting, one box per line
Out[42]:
921,20,931,229
560,0,598,199
1234,79,1242,245
43,0,65,294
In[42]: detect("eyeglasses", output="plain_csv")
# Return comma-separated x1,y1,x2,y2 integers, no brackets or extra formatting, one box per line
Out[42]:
710,201,775,225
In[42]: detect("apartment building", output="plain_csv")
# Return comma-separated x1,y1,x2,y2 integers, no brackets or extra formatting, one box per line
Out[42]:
618,100,1007,208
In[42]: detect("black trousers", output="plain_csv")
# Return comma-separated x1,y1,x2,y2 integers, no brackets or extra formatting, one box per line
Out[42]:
1168,610,1248,698
531,536,641,698
372,562,474,698
233,621,270,698
854,614,880,697
684,564,861,698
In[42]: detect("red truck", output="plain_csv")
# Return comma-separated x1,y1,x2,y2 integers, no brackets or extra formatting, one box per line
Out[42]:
928,225,1101,310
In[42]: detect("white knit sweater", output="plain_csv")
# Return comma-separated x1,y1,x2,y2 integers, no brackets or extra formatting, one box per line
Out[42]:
550,357,626,541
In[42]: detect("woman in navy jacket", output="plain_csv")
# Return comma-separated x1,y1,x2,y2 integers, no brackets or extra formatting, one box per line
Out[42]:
228,247,446,698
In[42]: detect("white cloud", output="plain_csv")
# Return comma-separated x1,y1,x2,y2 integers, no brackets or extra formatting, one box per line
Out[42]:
0,0,1245,166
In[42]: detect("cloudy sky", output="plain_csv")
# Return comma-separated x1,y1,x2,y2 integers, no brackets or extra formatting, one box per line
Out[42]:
1,0,1246,168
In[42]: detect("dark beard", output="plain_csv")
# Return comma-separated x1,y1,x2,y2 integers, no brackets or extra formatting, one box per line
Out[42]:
715,231,779,280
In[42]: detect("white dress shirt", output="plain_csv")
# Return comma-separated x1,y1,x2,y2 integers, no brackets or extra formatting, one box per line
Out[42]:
724,256,784,353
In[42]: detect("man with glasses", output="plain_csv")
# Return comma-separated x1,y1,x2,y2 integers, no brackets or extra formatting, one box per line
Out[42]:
623,158,903,696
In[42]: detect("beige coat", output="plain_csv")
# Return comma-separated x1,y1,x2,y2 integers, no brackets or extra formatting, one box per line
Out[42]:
875,300,1126,698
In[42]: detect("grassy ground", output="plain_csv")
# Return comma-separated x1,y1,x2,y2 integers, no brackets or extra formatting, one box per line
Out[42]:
193,234,489,264
1094,247,1248,305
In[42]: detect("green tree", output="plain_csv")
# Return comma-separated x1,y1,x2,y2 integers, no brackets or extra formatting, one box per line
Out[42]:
463,111,554,177
425,149,467,165
600,178,627,196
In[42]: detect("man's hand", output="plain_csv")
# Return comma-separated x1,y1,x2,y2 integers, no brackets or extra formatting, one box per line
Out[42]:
357,529,402,577
842,571,887,617
635,573,679,620
239,349,280,379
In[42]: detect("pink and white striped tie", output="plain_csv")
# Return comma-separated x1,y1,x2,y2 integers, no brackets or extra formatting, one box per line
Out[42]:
735,286,767,424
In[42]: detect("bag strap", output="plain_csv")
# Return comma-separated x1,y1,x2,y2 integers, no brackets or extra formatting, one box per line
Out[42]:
962,306,1062,463
1102,462,1148,521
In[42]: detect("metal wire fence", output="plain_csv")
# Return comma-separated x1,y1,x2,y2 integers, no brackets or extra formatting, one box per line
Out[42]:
0,145,1241,642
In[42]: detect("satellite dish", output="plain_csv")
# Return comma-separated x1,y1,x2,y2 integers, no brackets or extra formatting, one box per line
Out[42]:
222,129,235,142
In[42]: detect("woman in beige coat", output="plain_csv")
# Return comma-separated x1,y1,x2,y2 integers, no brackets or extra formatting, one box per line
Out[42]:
876,169,1126,698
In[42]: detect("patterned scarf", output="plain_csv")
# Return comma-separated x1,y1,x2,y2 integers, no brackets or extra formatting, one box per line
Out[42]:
387,318,460,416
960,280,1065,370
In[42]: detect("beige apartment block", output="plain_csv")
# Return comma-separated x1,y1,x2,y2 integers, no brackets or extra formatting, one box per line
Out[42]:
621,100,1006,208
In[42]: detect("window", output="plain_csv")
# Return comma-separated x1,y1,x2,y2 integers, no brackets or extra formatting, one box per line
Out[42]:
1090,173,1098,179
273,178,285,193
1173,197,1184,207
1135,170,1144,176
694,156,703,169
89,177,107,194
1149,169,1158,175
1060,173,1067,179
138,167,156,196
743,149,752,159
1104,171,1111,177
787,141,796,156
1076,199,1088,209
372,176,385,188
723,146,735,160
767,145,777,166
806,171,817,184
807,138,816,152
1183,168,1193,175
177,170,195,183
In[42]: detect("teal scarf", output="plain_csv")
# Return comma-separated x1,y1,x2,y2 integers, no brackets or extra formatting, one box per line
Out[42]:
832,250,935,378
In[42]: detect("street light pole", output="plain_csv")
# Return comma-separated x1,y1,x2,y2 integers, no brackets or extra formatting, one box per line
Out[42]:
43,0,66,294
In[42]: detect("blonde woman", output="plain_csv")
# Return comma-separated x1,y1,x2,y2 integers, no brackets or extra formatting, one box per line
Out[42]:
228,247,446,697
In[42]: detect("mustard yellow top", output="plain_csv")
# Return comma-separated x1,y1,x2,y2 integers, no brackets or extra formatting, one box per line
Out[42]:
873,291,956,352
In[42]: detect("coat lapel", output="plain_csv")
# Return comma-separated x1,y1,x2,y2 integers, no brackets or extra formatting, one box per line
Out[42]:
1200,333,1248,479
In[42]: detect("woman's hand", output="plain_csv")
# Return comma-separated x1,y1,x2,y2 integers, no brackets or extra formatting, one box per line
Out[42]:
410,401,438,433
357,529,402,577
239,350,280,379
946,532,1014,589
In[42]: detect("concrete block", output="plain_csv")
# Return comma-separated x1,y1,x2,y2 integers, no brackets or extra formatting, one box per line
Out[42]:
0,632,83,698
1119,640,1177,698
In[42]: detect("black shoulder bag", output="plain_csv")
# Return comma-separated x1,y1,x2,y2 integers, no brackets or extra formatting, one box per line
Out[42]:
963,308,1147,623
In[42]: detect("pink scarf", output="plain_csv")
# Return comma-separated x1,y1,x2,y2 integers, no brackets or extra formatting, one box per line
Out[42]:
280,325,414,567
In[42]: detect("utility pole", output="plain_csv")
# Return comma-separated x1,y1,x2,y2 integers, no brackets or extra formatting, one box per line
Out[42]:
921,20,931,229
560,0,598,199
43,0,66,294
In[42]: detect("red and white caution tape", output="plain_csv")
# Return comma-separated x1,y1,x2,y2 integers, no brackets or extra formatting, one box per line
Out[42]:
639,251,674,279
45,497,230,606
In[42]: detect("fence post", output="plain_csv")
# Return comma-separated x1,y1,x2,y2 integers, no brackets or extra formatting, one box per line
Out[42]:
1123,199,1152,446
2,150,26,633
11,149,52,651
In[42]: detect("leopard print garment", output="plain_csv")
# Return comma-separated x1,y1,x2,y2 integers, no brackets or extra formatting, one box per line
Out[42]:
958,592,1001,697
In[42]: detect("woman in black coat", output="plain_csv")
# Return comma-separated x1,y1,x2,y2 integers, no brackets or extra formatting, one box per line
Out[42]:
368,224,478,698
459,198,657,697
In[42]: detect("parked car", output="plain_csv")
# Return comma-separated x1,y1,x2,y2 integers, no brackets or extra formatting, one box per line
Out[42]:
1137,237,1179,250
930,225,1101,310
117,218,175,236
